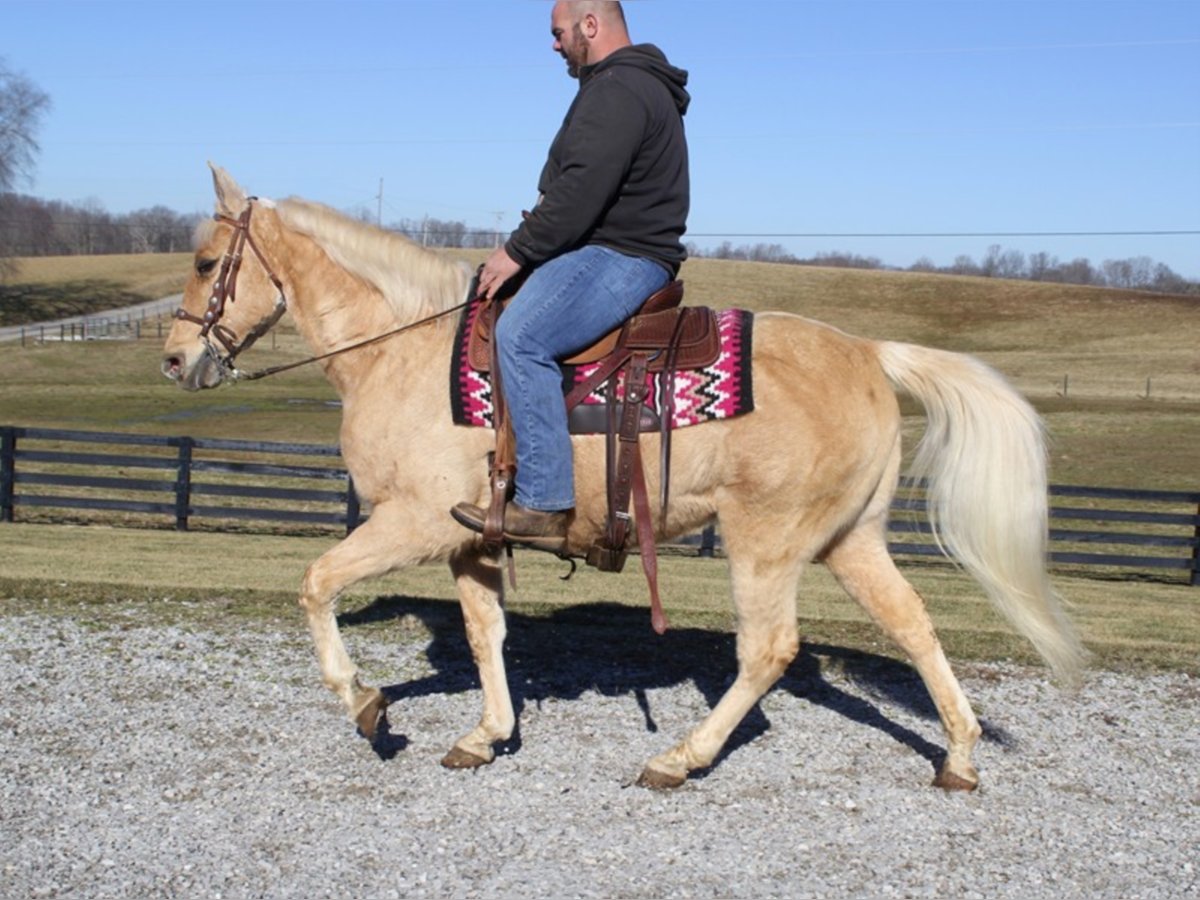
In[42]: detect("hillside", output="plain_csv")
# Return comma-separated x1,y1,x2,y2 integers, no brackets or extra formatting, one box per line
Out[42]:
0,252,1196,488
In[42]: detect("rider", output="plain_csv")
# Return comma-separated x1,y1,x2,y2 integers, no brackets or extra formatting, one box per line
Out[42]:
452,0,691,551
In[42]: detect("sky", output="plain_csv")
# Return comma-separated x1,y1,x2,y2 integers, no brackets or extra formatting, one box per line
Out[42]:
4,0,1199,278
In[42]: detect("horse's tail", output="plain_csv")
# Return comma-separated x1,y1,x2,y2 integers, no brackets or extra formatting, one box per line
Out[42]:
877,341,1085,684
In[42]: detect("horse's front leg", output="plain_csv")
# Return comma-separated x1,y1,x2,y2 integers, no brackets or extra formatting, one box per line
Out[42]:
441,545,514,768
299,504,417,740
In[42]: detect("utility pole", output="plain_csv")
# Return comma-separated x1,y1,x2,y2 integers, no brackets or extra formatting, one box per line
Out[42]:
492,211,505,248
376,178,383,227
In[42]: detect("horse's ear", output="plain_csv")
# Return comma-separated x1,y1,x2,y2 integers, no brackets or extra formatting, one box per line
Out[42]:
208,162,248,218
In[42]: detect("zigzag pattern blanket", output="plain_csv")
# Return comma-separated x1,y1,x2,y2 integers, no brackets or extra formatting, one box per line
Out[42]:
450,298,755,431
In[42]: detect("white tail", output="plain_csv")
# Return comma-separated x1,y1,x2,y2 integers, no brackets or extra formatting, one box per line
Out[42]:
878,341,1085,683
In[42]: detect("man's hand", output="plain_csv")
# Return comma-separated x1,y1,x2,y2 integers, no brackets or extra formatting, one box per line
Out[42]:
478,246,522,301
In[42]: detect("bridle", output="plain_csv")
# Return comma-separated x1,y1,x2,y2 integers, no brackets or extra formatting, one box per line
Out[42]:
173,202,288,379
174,200,473,382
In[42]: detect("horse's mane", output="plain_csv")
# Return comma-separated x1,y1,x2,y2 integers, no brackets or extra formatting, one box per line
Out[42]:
274,197,471,321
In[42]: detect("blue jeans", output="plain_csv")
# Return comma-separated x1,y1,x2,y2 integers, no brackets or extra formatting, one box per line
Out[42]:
495,245,669,511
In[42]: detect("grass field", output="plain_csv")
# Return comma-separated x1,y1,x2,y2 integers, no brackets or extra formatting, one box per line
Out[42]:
0,253,190,325
1,252,1196,486
0,251,1196,674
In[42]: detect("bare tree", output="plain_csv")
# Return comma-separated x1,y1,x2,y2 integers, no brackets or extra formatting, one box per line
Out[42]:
996,248,1027,279
1027,251,1057,282
126,206,193,253
0,60,51,280
950,254,980,276
980,244,1003,278
0,62,49,192
1058,257,1098,286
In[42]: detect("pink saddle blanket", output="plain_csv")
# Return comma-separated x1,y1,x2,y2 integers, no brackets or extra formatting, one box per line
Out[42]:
450,299,755,432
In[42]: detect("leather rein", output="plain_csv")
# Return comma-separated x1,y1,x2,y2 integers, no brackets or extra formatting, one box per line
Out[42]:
174,202,469,382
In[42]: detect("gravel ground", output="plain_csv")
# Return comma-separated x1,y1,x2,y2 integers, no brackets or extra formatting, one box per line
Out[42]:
1,604,1197,899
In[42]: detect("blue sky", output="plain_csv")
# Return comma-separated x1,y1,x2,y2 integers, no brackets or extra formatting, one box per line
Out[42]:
5,0,1199,277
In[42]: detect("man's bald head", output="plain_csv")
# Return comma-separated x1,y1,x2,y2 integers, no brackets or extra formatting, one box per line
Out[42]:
569,1,627,28
550,1,632,78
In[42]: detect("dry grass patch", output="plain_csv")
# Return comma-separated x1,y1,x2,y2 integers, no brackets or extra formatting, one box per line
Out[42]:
1,254,191,326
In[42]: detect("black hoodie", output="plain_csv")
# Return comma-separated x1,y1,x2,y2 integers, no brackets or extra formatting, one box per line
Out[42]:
505,43,690,277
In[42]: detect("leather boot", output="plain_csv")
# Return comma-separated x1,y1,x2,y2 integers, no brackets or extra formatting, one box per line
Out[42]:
451,501,570,553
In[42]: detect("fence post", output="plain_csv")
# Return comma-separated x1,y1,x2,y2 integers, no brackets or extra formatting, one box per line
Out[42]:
345,476,361,534
0,427,15,523
174,437,194,530
698,524,716,558
1191,501,1200,587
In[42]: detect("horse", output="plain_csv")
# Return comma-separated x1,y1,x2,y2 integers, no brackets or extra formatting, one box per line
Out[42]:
162,164,1082,790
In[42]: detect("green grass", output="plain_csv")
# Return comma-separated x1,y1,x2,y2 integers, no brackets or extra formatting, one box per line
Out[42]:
0,252,1196,675
0,524,1194,674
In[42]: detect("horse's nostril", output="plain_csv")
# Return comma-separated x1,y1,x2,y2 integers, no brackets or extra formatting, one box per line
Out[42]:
162,356,182,380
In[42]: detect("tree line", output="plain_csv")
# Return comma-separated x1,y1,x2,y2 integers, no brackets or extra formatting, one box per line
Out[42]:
2,191,1195,296
0,194,514,264
0,193,201,257
693,241,1198,295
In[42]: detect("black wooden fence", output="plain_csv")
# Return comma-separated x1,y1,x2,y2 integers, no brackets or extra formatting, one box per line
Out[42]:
0,426,359,533
2,425,1197,586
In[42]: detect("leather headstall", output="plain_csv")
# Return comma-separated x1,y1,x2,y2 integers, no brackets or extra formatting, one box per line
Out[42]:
174,202,288,376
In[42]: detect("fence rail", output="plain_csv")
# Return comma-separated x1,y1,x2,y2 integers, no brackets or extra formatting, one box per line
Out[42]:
2,425,1197,586
0,426,359,533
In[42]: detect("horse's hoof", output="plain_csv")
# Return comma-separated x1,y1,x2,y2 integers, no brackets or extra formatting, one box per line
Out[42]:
932,766,979,792
354,690,389,742
441,746,492,769
636,766,687,790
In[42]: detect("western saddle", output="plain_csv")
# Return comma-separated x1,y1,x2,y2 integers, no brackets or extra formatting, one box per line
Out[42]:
466,271,720,633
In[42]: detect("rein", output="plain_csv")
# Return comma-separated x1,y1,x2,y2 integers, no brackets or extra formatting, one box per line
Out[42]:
232,301,472,382
174,201,472,382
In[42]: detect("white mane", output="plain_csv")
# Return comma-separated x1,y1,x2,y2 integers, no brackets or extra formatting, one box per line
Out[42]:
275,197,471,321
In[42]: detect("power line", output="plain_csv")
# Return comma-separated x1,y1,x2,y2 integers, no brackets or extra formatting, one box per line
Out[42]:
3,217,1196,239
688,230,1199,239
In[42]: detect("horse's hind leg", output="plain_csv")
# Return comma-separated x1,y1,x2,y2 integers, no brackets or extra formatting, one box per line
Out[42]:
639,532,804,788
441,546,514,769
823,523,982,790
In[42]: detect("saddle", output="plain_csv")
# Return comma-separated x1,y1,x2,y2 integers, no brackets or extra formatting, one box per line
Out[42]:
465,273,721,634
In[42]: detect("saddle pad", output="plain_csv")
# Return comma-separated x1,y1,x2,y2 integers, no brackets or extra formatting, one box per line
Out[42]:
450,299,755,432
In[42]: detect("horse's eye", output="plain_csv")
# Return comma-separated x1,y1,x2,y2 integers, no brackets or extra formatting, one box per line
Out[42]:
196,258,218,277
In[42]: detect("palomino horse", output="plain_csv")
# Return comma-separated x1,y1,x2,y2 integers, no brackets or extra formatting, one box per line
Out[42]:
162,165,1082,790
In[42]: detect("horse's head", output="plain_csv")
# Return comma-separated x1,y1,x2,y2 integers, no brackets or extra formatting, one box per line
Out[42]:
161,164,288,390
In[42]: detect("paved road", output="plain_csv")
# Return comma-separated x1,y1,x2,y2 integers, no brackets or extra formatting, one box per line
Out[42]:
0,293,182,343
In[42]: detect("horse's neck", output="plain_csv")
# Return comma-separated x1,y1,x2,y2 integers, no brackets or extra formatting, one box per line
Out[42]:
277,230,466,398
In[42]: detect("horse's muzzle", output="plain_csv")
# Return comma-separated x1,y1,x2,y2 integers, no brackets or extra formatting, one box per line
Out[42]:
161,349,224,391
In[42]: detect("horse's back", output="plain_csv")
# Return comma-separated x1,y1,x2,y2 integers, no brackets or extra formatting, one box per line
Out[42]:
606,309,902,543
735,309,899,460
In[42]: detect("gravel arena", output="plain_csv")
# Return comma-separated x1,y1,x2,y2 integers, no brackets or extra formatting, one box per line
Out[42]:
1,596,1197,899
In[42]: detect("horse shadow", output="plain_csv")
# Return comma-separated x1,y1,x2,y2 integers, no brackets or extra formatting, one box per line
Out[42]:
338,596,1015,778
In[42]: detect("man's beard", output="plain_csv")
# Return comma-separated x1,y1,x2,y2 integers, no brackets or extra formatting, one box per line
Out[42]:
564,22,589,78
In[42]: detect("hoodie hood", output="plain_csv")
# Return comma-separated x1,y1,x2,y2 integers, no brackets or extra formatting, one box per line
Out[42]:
582,43,690,115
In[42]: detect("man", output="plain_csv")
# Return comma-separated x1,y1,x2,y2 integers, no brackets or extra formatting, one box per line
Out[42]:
452,0,690,552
